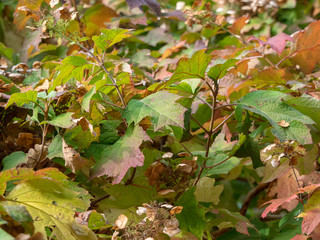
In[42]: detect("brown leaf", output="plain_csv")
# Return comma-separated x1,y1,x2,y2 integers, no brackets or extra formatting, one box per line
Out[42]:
62,138,88,172
278,120,290,128
27,144,48,168
145,162,166,187
170,206,183,215
229,16,250,35
16,132,35,150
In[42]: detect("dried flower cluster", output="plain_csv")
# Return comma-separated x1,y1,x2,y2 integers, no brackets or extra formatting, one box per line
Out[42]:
112,202,183,239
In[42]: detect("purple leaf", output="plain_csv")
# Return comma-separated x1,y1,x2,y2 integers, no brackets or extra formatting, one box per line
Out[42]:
126,0,161,16
248,33,294,56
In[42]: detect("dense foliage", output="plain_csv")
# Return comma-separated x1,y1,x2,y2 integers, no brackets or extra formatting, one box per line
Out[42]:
1,0,320,239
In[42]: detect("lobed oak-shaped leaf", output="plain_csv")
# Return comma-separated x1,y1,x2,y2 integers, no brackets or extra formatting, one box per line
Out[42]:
123,91,187,131
238,90,314,144
1,168,94,240
90,125,151,184
5,178,96,240
167,49,212,85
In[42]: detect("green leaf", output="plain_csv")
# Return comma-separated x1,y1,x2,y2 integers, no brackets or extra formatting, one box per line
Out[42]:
234,136,263,168
92,28,131,53
238,90,314,144
99,120,121,145
0,43,14,61
0,229,14,240
49,56,91,92
123,91,187,131
82,86,96,112
2,151,27,170
208,59,238,81
48,135,64,159
6,91,37,109
98,183,157,209
88,211,109,230
175,187,206,239
285,94,320,129
202,154,241,176
5,177,95,240
90,125,151,184
168,49,213,85
48,112,74,128
194,177,224,204
217,209,256,236
2,205,33,223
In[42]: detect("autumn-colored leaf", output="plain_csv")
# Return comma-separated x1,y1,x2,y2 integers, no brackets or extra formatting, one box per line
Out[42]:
248,33,293,56
14,0,50,30
291,20,320,73
229,16,250,35
261,194,297,218
90,125,151,184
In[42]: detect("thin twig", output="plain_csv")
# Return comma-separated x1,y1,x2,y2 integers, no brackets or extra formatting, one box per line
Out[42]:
195,95,213,109
191,115,210,135
179,142,193,156
205,155,233,169
34,101,50,169
214,103,237,110
125,168,136,186
63,36,127,107
90,193,111,207
211,111,235,134
193,82,219,186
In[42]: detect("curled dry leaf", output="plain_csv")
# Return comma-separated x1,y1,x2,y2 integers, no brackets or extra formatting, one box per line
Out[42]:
170,206,183,215
278,120,290,127
62,138,88,172
115,214,128,229
27,144,48,168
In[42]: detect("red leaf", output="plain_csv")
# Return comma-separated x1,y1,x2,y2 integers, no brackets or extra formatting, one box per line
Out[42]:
261,194,297,218
235,221,249,236
248,33,293,56
266,33,294,56
290,234,310,240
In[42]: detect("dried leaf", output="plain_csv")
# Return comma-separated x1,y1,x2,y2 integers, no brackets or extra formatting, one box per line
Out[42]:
62,139,88,172
278,120,290,127
115,214,128,229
